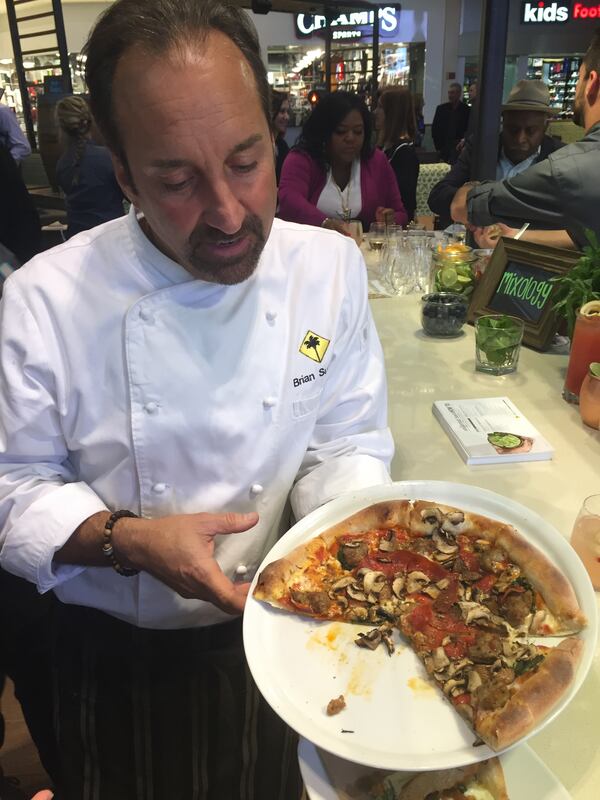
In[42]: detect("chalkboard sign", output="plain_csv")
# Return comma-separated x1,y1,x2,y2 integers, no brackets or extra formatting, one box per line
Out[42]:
468,239,581,350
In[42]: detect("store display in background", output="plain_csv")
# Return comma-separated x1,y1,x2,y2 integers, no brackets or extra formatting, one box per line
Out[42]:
527,55,582,118
267,41,424,122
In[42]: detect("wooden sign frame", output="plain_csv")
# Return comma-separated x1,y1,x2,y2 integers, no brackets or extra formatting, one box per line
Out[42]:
467,238,581,350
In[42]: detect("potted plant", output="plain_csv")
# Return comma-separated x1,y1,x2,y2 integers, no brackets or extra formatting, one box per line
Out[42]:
552,230,600,402
552,230,600,338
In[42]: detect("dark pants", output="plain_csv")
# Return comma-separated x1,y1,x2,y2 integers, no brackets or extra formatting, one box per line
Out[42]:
51,602,303,800
0,568,59,783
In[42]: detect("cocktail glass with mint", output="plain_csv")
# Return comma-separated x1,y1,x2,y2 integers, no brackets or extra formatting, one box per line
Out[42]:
474,314,525,375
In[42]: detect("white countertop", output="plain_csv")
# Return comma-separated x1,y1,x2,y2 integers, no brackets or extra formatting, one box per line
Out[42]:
370,293,600,800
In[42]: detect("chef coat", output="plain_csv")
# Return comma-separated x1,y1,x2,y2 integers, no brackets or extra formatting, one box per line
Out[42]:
0,207,393,629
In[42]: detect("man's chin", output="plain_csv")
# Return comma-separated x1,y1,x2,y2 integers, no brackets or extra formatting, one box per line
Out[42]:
186,250,263,285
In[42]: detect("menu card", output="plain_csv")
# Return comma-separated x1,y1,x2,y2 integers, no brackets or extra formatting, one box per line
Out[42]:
432,397,553,465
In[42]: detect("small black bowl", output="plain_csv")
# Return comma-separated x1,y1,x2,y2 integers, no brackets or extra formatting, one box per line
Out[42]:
421,292,468,337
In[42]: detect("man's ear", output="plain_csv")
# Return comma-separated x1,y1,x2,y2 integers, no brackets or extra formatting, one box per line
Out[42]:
586,69,600,106
111,152,136,203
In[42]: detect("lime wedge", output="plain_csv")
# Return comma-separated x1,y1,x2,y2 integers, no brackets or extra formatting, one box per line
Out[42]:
590,362,600,378
456,274,472,284
581,300,600,317
440,267,458,288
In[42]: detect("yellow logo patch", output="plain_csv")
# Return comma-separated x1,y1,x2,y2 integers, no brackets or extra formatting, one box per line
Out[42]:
299,330,330,363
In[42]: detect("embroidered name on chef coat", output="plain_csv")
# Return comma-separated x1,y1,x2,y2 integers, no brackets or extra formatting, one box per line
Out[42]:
299,330,330,363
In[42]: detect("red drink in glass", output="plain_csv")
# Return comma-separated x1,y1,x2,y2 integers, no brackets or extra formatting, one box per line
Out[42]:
563,312,600,403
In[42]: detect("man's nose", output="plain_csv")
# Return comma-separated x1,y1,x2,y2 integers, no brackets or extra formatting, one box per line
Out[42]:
515,129,528,144
201,178,245,234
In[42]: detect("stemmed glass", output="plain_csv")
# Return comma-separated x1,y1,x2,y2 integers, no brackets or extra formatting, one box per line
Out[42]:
570,494,600,590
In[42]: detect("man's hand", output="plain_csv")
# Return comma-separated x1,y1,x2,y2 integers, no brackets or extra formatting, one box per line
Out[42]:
322,218,352,237
375,206,396,226
115,511,259,615
450,182,479,225
472,223,516,249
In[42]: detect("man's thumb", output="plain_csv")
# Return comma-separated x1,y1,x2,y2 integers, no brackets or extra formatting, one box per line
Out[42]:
214,511,259,535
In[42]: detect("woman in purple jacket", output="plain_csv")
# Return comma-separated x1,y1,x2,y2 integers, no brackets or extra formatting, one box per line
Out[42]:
278,92,407,236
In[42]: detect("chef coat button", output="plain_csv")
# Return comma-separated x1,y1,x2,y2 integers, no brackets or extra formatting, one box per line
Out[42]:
263,396,277,409
265,310,277,323
250,483,264,495
144,401,159,414
236,565,248,576
152,482,167,494
139,308,154,323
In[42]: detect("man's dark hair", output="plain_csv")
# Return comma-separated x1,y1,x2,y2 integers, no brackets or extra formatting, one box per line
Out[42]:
83,0,270,167
295,91,373,165
583,27,600,75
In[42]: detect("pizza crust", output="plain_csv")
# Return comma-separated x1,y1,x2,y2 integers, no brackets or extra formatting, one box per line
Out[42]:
475,637,583,750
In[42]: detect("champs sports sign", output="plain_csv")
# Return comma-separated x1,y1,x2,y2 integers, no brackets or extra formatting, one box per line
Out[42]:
522,1,600,22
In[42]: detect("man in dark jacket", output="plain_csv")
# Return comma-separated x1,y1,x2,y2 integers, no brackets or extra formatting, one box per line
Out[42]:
428,80,562,229
431,82,470,163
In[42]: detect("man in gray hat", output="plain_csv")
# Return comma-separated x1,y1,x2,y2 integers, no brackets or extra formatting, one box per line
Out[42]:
451,28,600,251
428,80,563,228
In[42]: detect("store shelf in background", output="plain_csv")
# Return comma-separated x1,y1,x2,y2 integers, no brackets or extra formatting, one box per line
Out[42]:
526,54,582,119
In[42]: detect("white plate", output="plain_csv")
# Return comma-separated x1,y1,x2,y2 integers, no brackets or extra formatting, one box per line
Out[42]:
297,737,572,800
244,481,597,772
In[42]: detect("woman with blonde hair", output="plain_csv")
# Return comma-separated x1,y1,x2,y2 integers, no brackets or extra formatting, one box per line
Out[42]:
56,95,124,238
374,87,419,221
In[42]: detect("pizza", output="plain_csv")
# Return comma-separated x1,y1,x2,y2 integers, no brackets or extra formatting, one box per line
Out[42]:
360,757,508,800
253,500,586,751
315,745,509,800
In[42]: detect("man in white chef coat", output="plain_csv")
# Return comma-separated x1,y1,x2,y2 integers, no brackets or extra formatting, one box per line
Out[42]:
0,1,393,797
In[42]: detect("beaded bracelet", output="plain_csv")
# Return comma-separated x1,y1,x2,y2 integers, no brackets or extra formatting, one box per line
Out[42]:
102,509,140,577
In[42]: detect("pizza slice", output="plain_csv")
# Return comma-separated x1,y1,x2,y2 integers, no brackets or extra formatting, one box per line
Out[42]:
317,749,508,800
399,582,583,749
406,501,587,637
254,500,415,624
367,758,509,800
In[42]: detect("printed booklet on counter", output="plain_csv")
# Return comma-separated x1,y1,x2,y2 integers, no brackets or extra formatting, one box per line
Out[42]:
432,396,554,465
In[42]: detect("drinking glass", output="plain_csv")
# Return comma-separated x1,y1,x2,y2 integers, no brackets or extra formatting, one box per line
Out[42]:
346,220,363,245
365,222,386,253
384,235,417,296
563,311,600,404
570,494,600,590
474,315,525,375
579,363,600,429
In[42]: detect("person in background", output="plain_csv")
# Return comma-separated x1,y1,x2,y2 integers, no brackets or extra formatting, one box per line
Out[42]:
428,80,563,229
374,87,419,222
431,82,470,163
461,80,478,145
55,95,125,238
451,28,600,252
278,91,407,235
468,81,477,105
271,89,290,184
414,93,425,148
0,1,393,797
0,143,40,264
0,89,31,164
